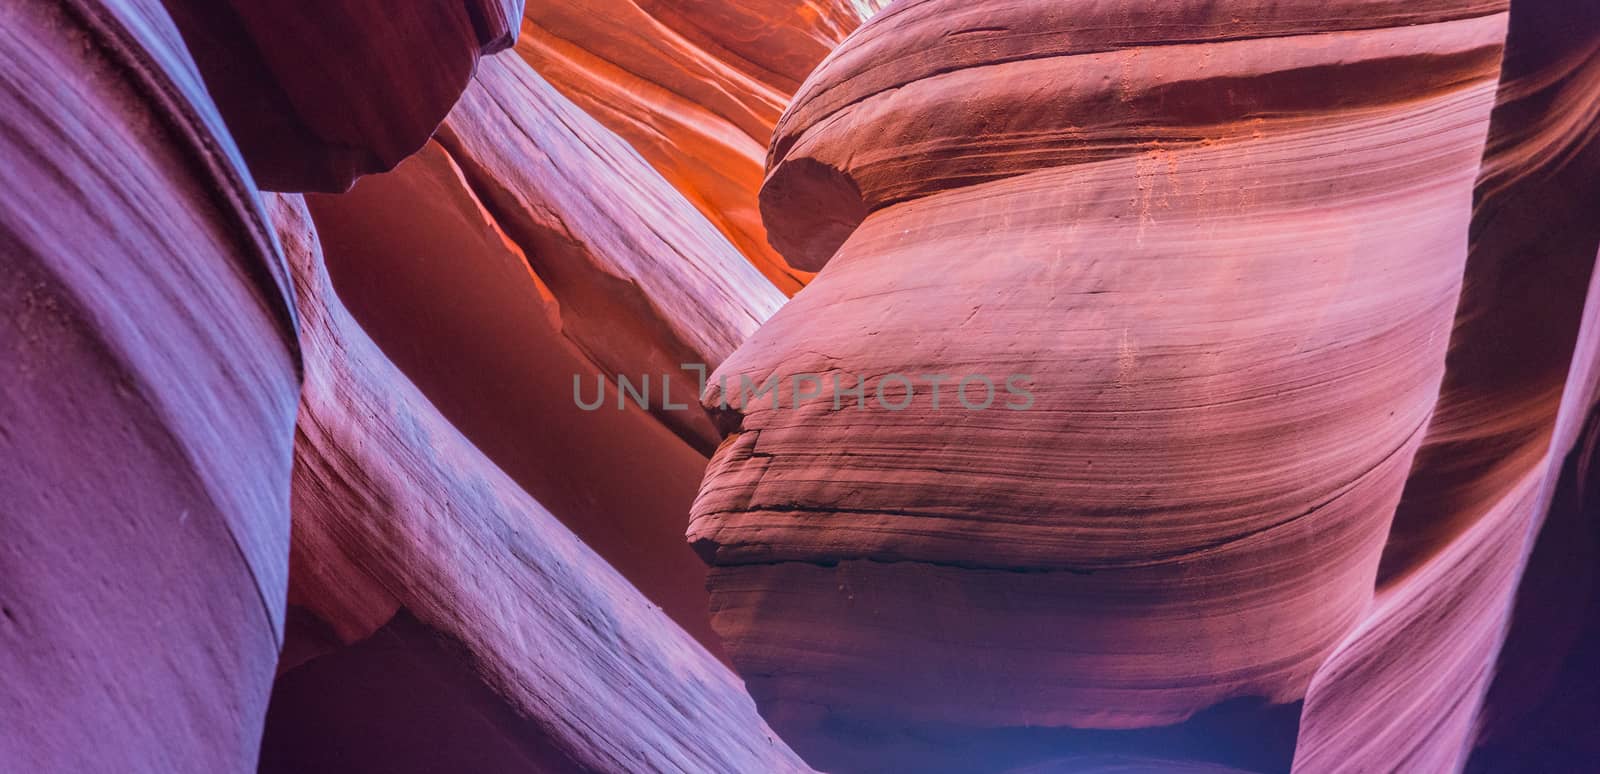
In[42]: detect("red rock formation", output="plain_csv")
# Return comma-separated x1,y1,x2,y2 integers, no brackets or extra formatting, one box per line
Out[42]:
434,51,785,454
1295,0,1600,768
302,138,724,653
264,192,809,772
520,0,882,292
691,1,1510,768
0,0,299,770
10,0,1600,770
157,0,524,191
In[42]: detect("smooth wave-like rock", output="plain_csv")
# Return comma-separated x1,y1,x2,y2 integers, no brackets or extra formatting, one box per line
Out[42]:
0,0,299,770
1469,292,1600,772
435,51,785,454
157,0,524,191
520,0,881,292
303,138,724,653
692,0,1509,767
263,192,809,773
1295,0,1600,768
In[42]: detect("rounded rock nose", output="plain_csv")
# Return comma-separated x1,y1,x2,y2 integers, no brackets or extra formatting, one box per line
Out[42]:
759,156,869,272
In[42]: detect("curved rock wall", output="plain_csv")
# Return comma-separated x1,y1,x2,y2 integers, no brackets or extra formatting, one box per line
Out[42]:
5,0,1599,771
433,52,784,454
0,0,299,770
302,133,725,652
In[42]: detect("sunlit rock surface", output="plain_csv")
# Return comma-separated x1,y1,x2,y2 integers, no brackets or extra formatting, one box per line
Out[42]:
0,0,299,770
520,0,883,292
691,0,1514,768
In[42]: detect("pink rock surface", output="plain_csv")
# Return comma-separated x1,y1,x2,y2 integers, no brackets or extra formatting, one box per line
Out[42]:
0,0,299,770
265,192,810,772
158,0,524,191
520,0,880,292
1469,293,1600,772
691,0,1510,767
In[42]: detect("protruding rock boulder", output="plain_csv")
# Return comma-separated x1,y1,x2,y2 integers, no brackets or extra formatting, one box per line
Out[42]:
693,0,1510,768
158,0,525,191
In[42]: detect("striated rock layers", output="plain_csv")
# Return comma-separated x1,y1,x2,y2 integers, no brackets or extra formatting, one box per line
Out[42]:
690,0,1512,769
0,0,299,771
520,0,883,292
260,193,810,773
157,0,524,191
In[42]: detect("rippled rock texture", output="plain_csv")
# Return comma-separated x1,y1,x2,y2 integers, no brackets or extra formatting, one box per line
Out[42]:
691,0,1600,770
0,0,299,770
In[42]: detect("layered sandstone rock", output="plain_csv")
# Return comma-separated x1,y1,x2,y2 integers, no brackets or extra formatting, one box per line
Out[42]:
691,1,1511,768
761,0,1510,270
263,193,809,772
157,0,524,191
0,0,299,770
520,0,884,292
